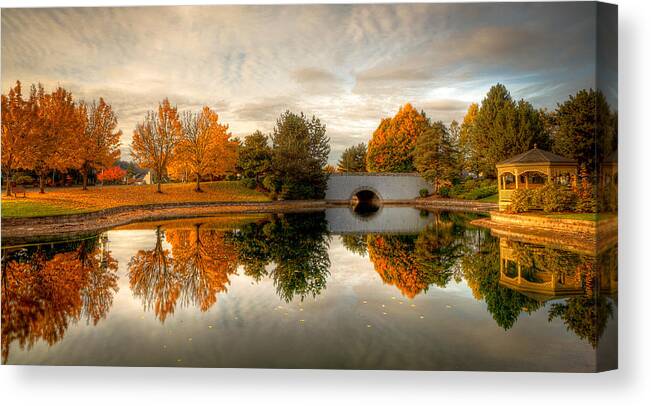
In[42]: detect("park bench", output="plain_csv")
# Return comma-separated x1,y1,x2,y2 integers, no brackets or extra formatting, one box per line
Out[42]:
12,185,26,198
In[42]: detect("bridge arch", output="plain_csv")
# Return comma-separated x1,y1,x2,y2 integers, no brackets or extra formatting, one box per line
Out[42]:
349,185,383,203
325,173,432,202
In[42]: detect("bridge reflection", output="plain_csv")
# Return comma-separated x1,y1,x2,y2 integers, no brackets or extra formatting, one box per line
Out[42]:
326,206,433,234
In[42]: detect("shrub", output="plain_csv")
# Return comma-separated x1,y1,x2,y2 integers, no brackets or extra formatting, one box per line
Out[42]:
576,192,598,213
12,174,34,185
509,189,535,213
447,179,497,200
242,177,257,189
419,188,429,198
537,183,577,213
461,185,498,200
438,186,450,198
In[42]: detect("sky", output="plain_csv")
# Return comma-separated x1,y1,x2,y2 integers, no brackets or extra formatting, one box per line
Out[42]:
1,3,604,164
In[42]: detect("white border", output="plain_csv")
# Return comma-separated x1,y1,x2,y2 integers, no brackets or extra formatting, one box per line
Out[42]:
1,0,650,405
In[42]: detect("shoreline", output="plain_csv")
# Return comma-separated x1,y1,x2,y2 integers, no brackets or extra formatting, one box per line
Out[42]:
1,198,497,242
471,212,618,254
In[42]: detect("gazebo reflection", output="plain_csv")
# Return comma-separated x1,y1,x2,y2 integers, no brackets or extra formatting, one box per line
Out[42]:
498,237,617,301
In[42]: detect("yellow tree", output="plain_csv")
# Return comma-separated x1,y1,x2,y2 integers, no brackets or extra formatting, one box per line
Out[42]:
131,99,182,193
366,103,429,172
1,81,32,196
174,106,235,192
459,103,478,174
77,98,122,190
24,85,85,193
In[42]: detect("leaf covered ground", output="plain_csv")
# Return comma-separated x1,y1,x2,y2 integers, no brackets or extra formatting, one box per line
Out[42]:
1,181,269,218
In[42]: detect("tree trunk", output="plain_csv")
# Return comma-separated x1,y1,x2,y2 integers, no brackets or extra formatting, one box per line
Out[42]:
195,173,202,192
157,179,162,193
39,173,45,194
82,166,89,191
5,168,12,197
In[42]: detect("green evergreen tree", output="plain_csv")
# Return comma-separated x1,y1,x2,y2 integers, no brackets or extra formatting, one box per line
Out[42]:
414,121,457,192
269,111,330,200
470,84,549,177
551,89,616,173
236,130,272,190
337,143,367,172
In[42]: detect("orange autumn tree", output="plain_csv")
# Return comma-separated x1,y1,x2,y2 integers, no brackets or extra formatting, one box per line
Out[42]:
1,81,33,196
131,98,182,193
77,98,122,190
172,106,237,192
23,84,85,193
97,165,127,184
366,103,430,172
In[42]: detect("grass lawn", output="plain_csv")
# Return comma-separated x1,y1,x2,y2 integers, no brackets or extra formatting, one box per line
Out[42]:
531,212,617,222
1,181,270,218
478,193,499,203
1,200,92,218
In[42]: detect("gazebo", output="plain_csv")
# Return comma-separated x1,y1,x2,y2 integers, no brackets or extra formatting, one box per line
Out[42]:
600,149,618,188
496,146,577,211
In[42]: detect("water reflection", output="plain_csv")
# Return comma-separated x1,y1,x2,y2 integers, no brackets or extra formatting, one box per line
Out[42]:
1,208,617,369
228,212,331,302
1,237,118,363
128,224,238,322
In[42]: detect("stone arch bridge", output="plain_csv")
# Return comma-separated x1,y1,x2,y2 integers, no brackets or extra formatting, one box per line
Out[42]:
325,173,432,203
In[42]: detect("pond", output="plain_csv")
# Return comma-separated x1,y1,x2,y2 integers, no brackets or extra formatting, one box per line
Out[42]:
1,207,617,371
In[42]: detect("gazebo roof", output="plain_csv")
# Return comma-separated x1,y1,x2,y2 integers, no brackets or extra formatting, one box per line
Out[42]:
496,146,577,167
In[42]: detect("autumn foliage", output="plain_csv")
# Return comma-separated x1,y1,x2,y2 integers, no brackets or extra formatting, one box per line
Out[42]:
366,103,429,172
97,166,127,183
77,98,122,189
128,224,238,322
367,235,430,299
130,99,183,193
170,107,238,191
1,239,118,363
1,81,121,195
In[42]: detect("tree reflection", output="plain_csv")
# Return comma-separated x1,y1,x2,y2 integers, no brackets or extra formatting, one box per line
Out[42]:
367,213,466,298
547,246,617,348
1,236,118,363
340,234,368,256
228,212,331,302
461,234,544,330
128,226,178,321
128,224,238,322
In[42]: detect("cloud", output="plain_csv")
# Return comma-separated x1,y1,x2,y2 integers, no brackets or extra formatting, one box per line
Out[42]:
1,2,602,164
232,97,298,123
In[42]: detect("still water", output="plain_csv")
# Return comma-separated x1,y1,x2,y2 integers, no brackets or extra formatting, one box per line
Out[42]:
1,208,617,371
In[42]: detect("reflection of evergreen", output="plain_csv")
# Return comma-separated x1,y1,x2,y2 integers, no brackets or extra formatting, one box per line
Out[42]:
548,295,613,348
340,234,368,256
461,235,543,330
415,214,465,288
228,212,331,302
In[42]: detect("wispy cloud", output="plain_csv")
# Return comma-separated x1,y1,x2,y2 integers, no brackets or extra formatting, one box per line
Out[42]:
1,3,600,164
